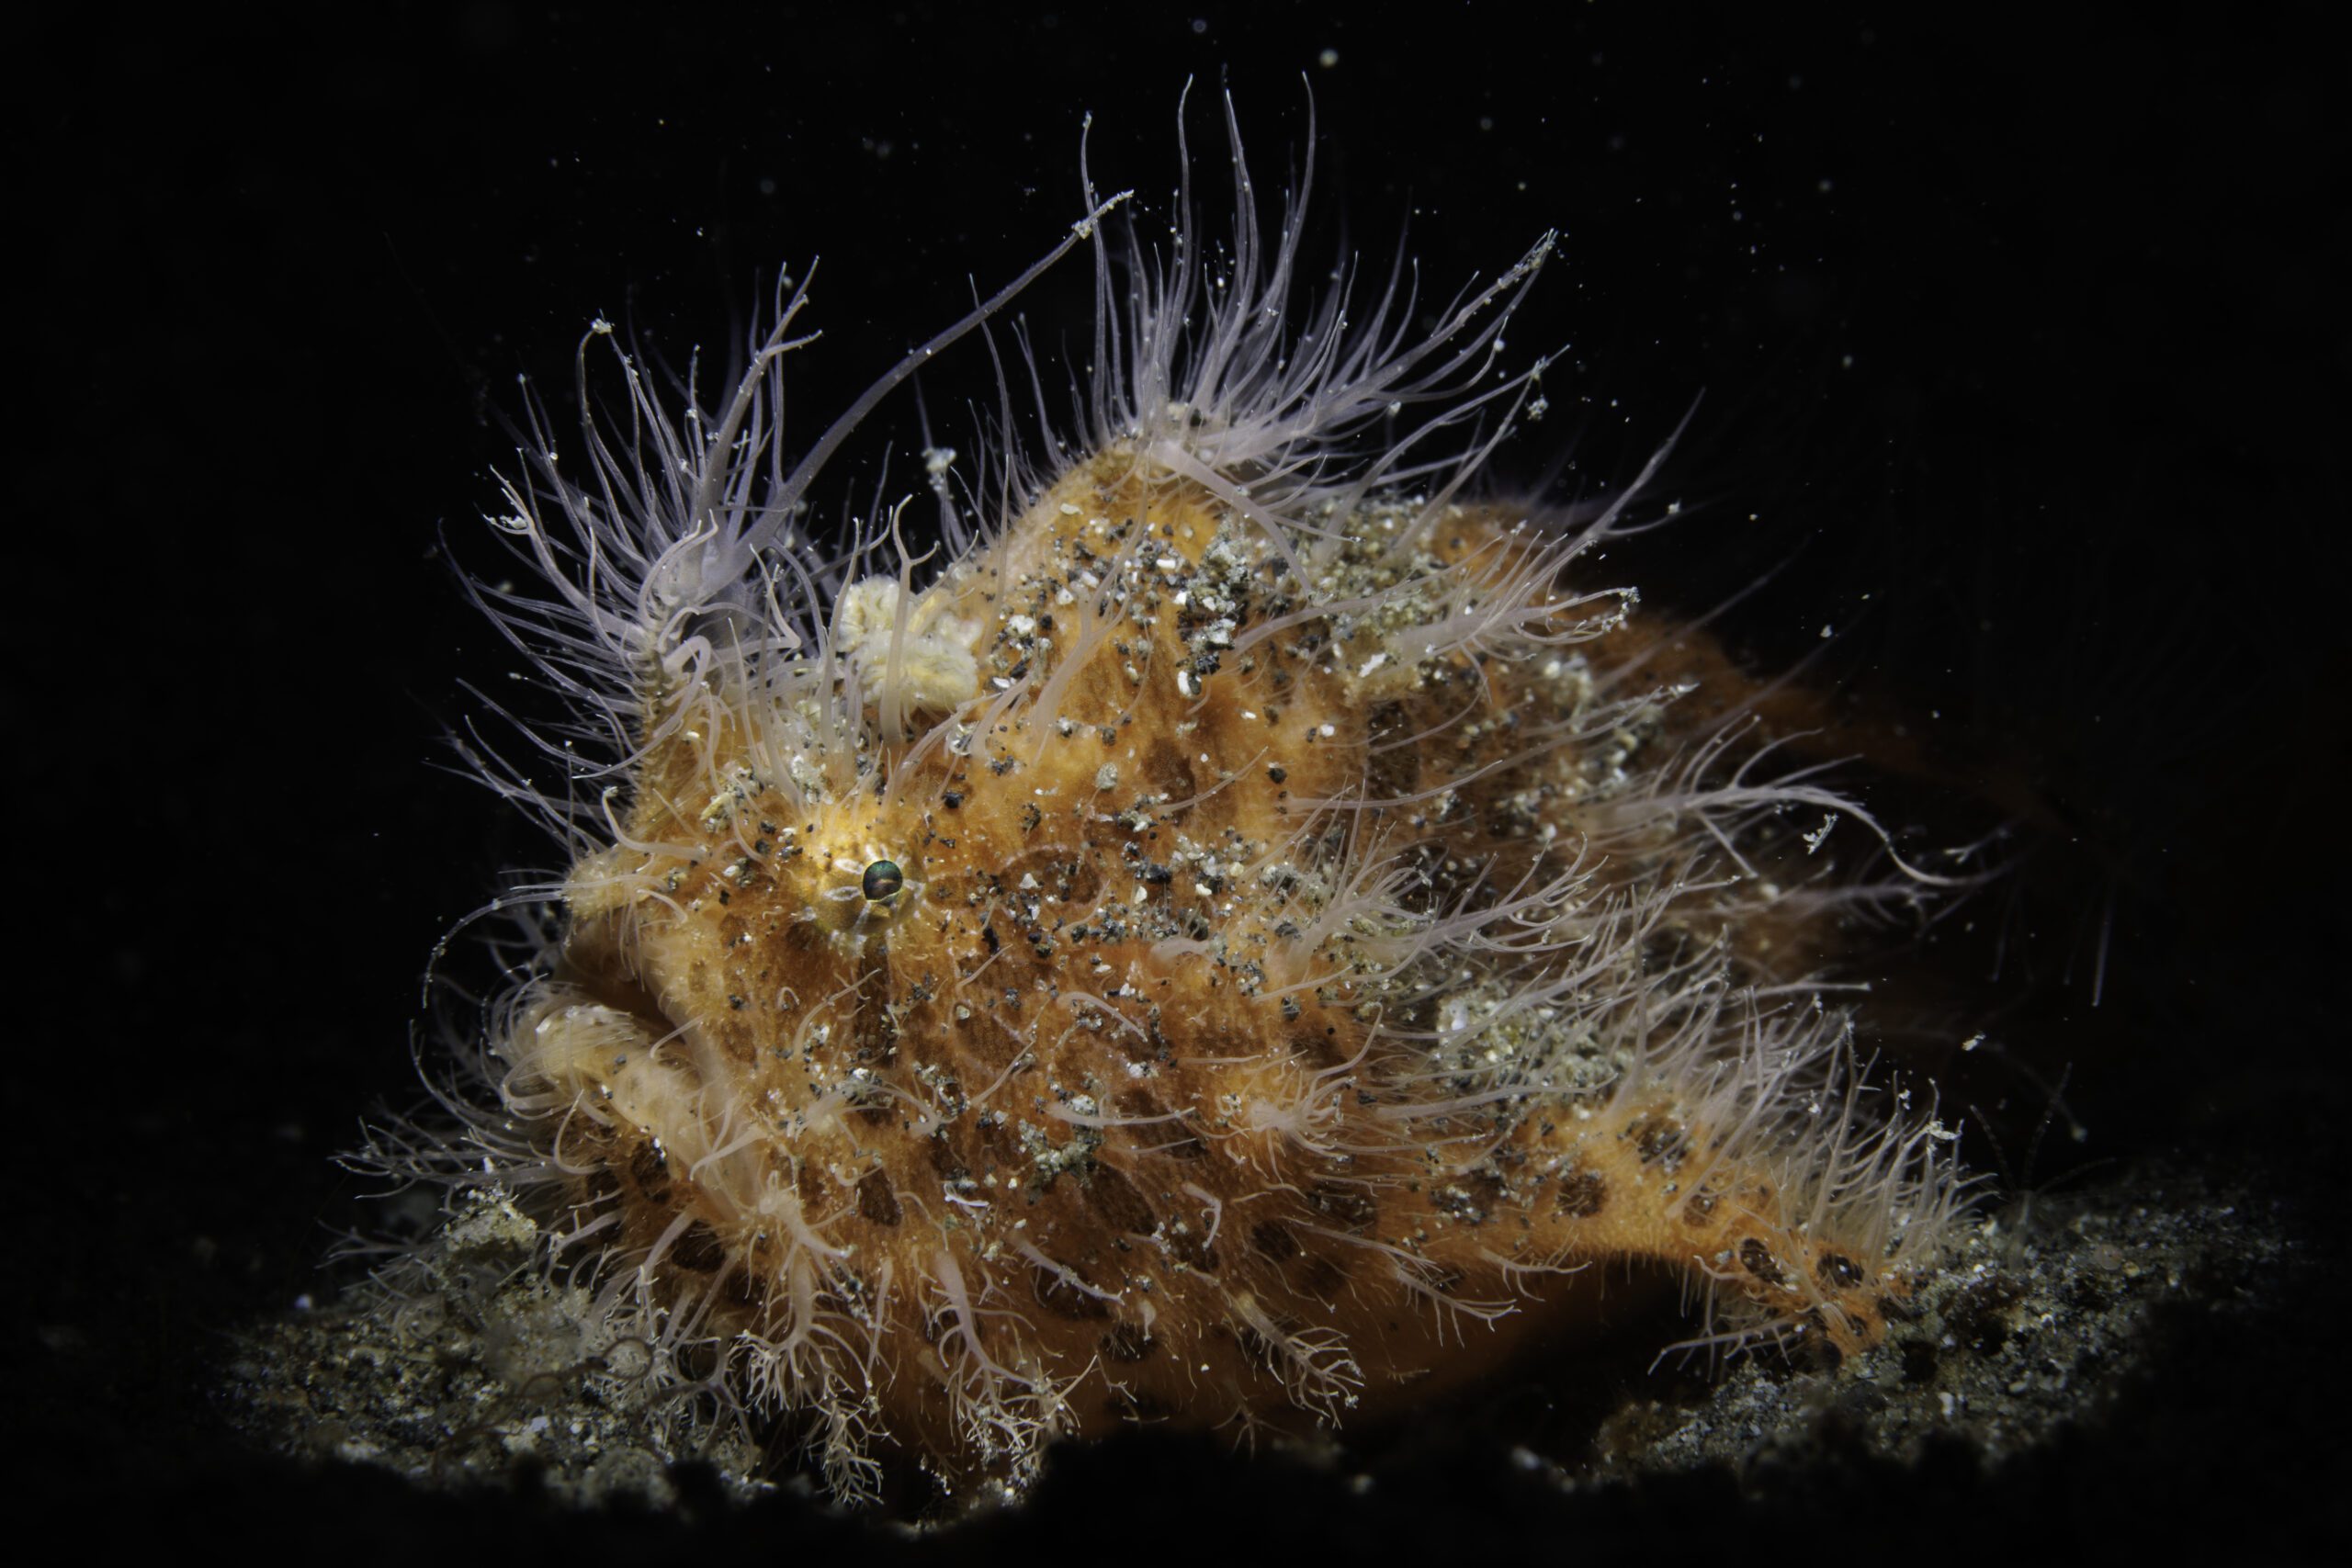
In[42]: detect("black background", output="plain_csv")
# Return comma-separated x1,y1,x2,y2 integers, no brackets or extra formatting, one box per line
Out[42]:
12,4,2346,1560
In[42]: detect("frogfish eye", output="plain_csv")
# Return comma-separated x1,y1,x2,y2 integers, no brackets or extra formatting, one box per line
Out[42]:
861,860,905,902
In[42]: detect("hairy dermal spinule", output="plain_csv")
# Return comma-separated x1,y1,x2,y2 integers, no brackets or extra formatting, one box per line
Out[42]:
363,102,1973,1503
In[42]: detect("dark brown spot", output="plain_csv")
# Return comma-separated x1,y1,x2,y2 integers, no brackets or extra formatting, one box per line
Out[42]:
1290,1029,1347,1068
670,1220,727,1272
928,1133,967,1179
628,1142,673,1204
1680,1189,1719,1227
795,1160,824,1209
1297,1256,1350,1301
1306,1180,1379,1234
1142,739,1198,814
1030,1263,1112,1320
1628,1113,1688,1170
1435,1173,1501,1224
1739,1237,1788,1286
1105,1022,1159,1065
1556,1168,1607,1217
1159,1124,1209,1160
1362,701,1419,800
1818,1251,1864,1288
1119,1085,1206,1157
1794,1314,1845,1373
1084,1162,1159,1234
856,1169,902,1226
1099,1323,1158,1364
1250,1220,1300,1261
976,1115,1015,1162
721,1267,763,1310
580,1164,624,1209
1170,1227,1218,1272
851,944,897,1064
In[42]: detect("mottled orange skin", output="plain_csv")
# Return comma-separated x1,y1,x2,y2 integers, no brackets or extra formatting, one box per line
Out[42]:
524,450,1909,1481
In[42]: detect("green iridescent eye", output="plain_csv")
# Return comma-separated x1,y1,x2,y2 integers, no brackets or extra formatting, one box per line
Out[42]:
862,860,905,901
